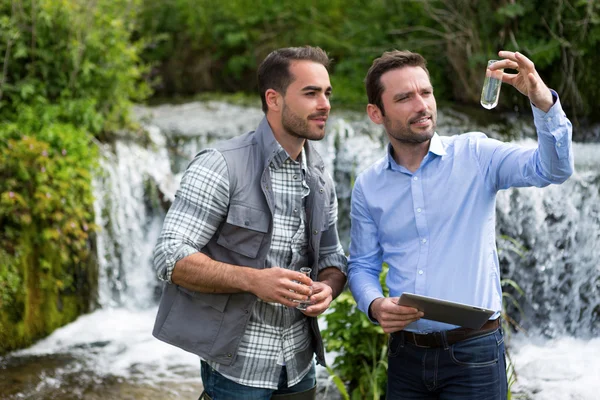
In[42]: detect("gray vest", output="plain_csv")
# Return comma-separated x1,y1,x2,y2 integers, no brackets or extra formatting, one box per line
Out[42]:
153,117,333,366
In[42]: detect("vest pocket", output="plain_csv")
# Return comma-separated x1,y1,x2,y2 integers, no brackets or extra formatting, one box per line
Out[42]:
158,286,225,352
177,286,230,312
217,204,269,258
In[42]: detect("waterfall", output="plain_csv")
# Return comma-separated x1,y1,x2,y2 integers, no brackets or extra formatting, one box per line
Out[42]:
92,126,173,309
496,142,600,337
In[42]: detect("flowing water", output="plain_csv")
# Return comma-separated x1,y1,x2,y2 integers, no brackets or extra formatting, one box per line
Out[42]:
1,101,599,399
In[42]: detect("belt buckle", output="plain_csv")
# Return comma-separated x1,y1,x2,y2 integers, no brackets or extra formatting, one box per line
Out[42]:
418,333,431,347
412,332,438,348
408,331,422,346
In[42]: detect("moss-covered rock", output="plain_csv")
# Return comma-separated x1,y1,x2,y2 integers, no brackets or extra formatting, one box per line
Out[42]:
0,228,98,355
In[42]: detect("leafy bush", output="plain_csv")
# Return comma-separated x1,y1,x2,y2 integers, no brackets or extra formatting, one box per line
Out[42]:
322,265,389,400
0,0,150,354
0,122,99,354
0,0,150,136
0,123,98,265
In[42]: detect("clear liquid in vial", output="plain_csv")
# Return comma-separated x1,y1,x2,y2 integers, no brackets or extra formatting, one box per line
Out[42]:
480,60,503,109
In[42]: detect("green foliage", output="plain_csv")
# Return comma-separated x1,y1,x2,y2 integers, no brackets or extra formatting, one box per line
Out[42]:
322,265,389,399
0,124,98,265
325,366,350,400
0,248,21,312
0,0,151,354
138,0,427,107
0,121,99,354
0,0,150,136
137,0,600,122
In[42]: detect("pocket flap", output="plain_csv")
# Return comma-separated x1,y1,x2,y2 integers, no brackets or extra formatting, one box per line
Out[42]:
177,286,229,312
226,204,269,233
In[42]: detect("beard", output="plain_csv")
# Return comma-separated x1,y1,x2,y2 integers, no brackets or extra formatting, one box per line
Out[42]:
281,102,327,141
383,111,436,144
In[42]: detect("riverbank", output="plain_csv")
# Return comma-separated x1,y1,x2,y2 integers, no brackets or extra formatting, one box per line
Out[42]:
2,307,599,400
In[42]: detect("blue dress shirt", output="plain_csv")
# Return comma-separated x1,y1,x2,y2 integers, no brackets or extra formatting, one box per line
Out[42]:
348,94,573,333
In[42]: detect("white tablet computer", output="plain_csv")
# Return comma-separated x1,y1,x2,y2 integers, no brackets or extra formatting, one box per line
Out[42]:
397,293,496,329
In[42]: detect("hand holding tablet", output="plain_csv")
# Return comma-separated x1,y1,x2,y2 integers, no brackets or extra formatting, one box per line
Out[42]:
397,293,495,329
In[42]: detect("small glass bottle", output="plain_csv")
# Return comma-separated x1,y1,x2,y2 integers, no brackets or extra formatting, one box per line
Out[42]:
294,267,312,311
480,60,504,109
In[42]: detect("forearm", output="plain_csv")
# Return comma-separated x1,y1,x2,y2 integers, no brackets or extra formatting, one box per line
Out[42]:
171,252,256,294
348,264,385,317
317,267,346,300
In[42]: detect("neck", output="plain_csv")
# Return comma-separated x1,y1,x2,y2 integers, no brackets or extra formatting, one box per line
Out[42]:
266,113,305,160
389,138,430,173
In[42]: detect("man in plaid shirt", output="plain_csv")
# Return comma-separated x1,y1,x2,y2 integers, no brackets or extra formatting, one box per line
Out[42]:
152,46,347,400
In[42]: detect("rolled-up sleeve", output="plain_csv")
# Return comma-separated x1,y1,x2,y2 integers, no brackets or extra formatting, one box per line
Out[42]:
153,149,229,282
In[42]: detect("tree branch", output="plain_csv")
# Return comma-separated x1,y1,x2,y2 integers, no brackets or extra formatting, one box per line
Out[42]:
0,39,13,102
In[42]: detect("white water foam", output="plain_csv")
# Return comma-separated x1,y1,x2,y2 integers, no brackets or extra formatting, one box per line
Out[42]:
14,308,199,383
510,335,600,399
13,308,600,399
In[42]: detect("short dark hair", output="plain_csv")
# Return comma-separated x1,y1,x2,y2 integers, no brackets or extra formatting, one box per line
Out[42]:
258,46,330,113
365,50,429,115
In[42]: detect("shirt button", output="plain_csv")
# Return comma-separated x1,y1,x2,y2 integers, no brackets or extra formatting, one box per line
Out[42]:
244,221,250,226
319,188,324,193
413,176,418,181
293,174,298,179
417,208,422,213
421,238,427,243
270,162,274,168
546,117,552,122
313,229,318,235
293,208,298,213
557,142,562,147
418,270,424,275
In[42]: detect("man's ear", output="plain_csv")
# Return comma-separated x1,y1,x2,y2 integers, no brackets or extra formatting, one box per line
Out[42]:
367,103,384,125
265,89,281,112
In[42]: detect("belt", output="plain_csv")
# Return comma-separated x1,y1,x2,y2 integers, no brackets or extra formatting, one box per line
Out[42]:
393,318,501,348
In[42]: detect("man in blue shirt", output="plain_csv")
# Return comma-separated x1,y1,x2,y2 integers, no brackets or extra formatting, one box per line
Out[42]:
348,50,573,399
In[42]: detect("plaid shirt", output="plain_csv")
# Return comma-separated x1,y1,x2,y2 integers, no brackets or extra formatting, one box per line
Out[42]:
155,145,347,389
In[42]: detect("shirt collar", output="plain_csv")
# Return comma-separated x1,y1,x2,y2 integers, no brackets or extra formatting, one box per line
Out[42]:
270,144,307,172
429,133,446,156
386,132,446,170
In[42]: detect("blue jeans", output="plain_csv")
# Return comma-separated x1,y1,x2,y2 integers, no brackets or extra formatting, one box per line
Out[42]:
200,360,316,400
387,328,507,399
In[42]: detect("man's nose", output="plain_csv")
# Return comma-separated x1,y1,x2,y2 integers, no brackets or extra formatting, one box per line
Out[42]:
414,94,428,112
317,94,330,112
